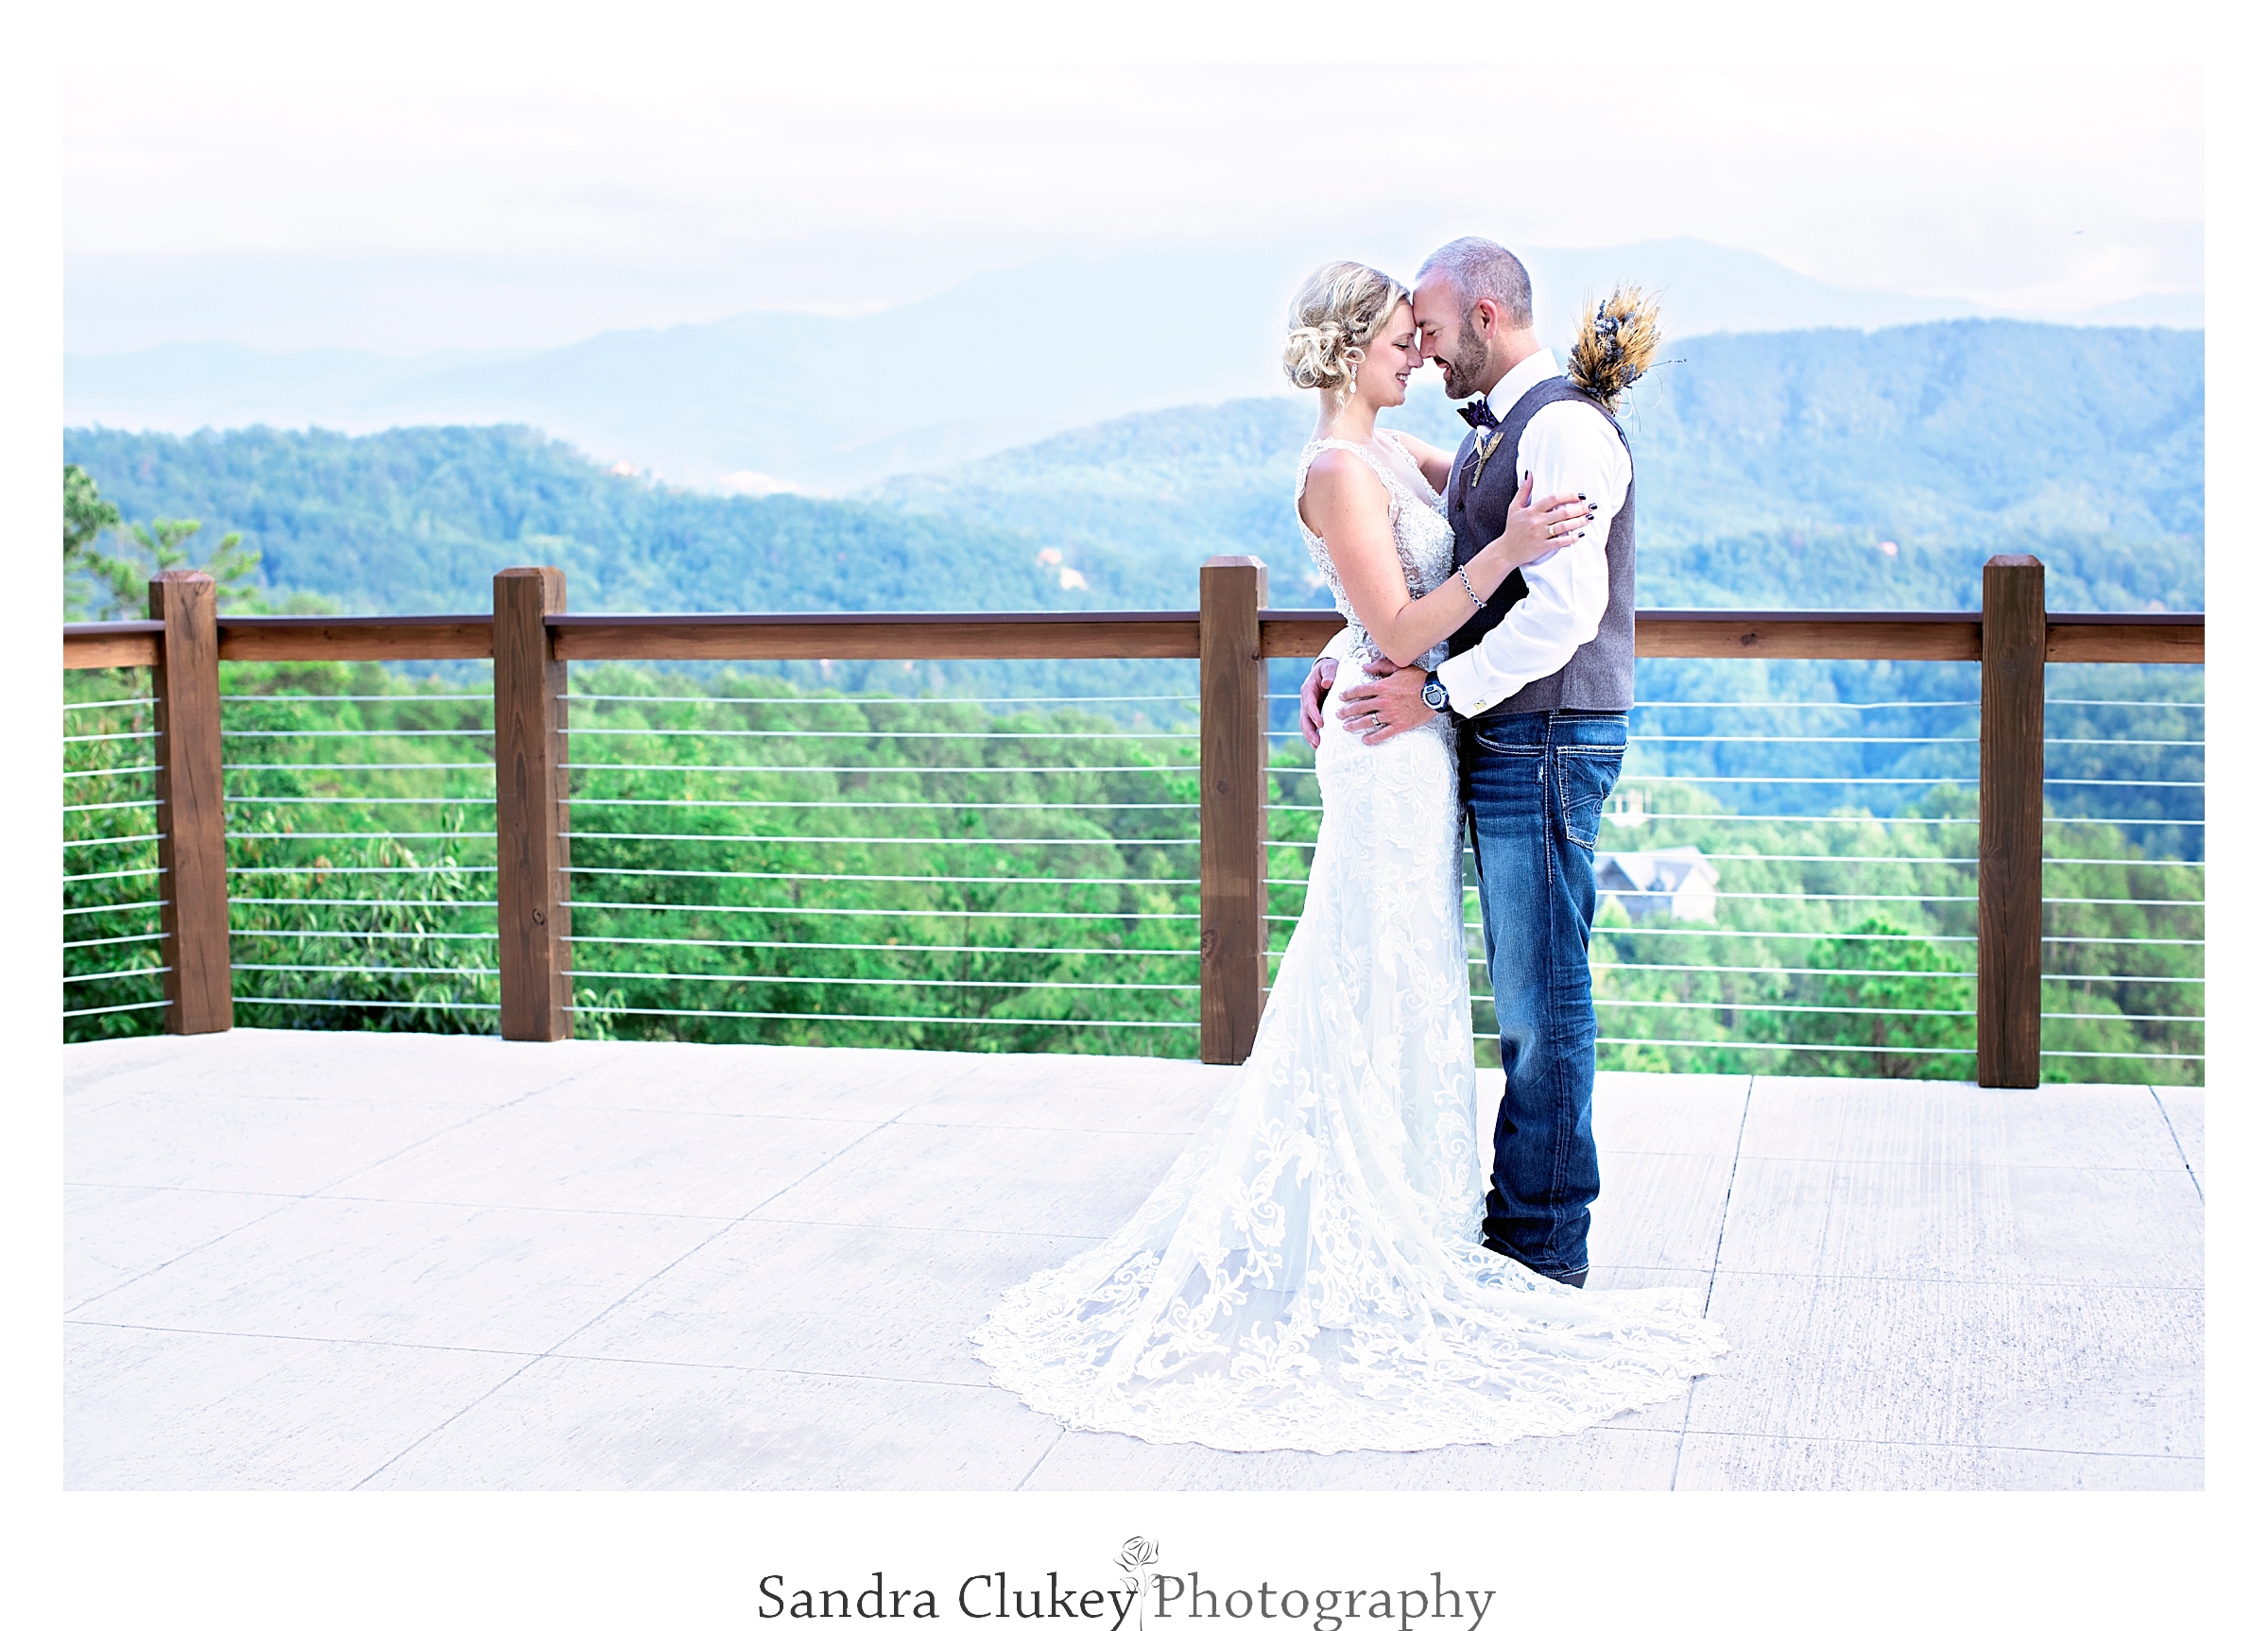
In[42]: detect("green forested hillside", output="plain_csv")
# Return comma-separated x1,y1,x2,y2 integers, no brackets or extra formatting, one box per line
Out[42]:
61,423,1088,618
1627,319,2202,541
65,319,2202,621
875,319,2203,613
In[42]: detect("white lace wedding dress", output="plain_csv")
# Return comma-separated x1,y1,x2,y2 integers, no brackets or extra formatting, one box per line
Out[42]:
971,436,1727,1452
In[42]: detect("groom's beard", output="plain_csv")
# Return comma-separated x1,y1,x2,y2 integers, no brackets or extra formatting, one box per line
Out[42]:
1438,317,1492,399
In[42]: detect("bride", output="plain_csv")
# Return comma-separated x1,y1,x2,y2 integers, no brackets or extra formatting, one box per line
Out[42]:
972,262,1727,1453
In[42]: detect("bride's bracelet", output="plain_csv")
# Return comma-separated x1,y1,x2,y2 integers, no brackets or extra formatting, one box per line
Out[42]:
1456,564,1486,609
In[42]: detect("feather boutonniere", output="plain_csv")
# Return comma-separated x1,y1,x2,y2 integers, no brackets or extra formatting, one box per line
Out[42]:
1569,286,1663,415
1468,426,1505,489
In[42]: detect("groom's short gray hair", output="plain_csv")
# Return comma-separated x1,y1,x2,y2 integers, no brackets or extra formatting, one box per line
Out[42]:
1418,237,1534,330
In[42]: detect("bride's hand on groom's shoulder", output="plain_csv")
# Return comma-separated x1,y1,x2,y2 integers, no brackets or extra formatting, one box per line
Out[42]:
1492,473,1595,568
1300,658,1340,748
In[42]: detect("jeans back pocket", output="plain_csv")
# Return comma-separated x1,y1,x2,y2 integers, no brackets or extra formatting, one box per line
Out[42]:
1555,746,1626,851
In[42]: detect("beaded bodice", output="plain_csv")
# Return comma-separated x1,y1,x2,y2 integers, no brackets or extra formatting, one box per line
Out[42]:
1294,437,1456,672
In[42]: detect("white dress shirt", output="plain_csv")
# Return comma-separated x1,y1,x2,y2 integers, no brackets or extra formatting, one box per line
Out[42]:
1434,348,1631,717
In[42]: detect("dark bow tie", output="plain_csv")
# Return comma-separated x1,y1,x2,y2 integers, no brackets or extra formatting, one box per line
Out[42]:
1457,398,1501,432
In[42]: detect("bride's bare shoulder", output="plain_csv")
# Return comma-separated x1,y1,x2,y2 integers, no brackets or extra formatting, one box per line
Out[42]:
1301,447,1390,506
1297,447,1393,538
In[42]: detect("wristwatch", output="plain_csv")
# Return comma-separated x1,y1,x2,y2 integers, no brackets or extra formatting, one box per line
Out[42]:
1419,671,1452,714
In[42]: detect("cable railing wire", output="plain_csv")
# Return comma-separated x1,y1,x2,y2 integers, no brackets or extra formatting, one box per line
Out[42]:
568,727,1196,742
572,694,1201,707
565,832,1202,847
569,934,1195,957
565,867,1201,886
573,899,1199,921
560,1004,1197,1030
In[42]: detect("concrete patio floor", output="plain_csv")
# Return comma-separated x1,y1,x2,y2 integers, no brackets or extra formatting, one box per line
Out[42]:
62,1029,2204,1491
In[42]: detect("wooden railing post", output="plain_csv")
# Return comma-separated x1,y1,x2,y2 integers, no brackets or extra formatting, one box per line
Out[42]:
1199,556,1267,1064
1978,554,2045,1088
494,567,572,1040
149,570,232,1034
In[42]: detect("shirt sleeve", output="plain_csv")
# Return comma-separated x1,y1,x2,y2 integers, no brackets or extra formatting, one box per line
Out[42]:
1435,400,1630,717
1313,623,1359,669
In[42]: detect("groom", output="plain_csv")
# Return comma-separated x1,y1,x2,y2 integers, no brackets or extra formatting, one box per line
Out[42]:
1301,236,1636,1288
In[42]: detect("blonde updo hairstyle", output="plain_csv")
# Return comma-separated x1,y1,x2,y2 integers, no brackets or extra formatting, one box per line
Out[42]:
1281,261,1411,400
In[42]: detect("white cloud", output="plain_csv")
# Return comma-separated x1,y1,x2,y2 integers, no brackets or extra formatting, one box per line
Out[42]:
60,60,2206,352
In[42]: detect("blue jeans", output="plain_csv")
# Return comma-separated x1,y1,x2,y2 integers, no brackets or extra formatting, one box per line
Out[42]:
1460,709,1628,1279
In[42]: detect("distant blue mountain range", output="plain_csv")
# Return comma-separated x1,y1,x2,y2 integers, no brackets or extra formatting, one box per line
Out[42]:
66,238,2203,494
869,319,2202,612
64,319,2201,621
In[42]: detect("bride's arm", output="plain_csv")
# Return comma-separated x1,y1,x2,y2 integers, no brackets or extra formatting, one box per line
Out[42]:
1299,451,1589,670
1386,432,1455,494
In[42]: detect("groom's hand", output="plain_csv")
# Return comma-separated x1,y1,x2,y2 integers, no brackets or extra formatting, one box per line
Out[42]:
1299,658,1340,748
1338,660,1435,746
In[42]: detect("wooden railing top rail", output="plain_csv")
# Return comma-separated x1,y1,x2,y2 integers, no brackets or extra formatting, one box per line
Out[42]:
63,606,2206,669
63,619,165,670
548,609,1206,661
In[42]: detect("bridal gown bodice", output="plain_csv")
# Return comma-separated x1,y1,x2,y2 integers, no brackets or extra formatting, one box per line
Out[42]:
971,436,1726,1452
1298,436,1458,680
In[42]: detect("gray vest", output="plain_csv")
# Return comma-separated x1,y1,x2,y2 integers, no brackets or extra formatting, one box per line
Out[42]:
1444,375,1637,716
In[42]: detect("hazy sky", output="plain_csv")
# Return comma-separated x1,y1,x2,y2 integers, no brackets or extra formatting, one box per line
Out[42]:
63,61,2206,354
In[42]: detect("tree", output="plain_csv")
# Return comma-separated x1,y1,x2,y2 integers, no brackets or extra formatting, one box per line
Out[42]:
69,457,276,619
72,515,268,622
64,464,119,558
63,465,123,619
1777,916,1971,1079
